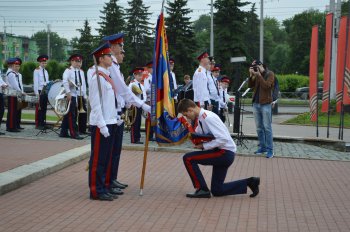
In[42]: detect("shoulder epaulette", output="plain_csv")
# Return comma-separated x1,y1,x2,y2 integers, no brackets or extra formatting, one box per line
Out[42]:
36,67,40,70
202,112,207,119
198,68,202,72
89,66,94,69
67,67,71,70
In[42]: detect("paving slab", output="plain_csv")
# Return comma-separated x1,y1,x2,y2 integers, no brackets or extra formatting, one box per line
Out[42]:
0,151,350,232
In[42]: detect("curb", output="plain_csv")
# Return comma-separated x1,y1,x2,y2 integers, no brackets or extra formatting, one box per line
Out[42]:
0,144,90,196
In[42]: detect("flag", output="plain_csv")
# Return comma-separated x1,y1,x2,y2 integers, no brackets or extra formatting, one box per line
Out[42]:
321,13,333,113
150,13,189,145
309,25,319,122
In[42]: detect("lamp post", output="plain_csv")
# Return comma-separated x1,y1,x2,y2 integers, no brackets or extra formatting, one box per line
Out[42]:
0,15,7,67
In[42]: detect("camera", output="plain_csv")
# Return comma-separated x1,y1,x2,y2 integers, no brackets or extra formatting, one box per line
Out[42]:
250,65,258,72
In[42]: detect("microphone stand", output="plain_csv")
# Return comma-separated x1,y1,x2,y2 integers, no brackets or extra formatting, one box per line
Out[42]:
234,78,249,149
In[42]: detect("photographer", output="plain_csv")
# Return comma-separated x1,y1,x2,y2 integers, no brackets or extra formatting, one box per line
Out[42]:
248,60,275,158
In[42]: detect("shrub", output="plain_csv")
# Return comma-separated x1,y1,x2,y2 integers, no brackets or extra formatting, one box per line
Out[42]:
276,74,309,92
20,61,37,84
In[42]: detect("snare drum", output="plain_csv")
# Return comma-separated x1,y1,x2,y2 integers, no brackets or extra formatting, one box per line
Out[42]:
7,89,21,97
24,95,39,104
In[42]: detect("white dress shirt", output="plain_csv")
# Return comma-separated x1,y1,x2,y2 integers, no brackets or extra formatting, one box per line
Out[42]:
76,69,87,98
109,55,148,110
6,68,24,93
170,71,177,100
87,66,95,87
62,66,85,97
193,65,210,105
89,66,118,128
208,73,220,102
196,108,236,152
128,79,147,105
33,66,49,95
219,86,228,109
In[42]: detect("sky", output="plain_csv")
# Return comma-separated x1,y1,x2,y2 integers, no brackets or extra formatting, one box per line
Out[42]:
0,0,331,41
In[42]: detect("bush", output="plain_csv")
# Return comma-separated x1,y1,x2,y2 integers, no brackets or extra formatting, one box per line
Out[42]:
20,61,37,84
46,60,68,81
277,74,309,92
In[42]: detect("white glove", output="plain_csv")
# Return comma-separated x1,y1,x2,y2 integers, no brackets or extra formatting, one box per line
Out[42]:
141,103,151,113
100,126,110,138
125,101,132,109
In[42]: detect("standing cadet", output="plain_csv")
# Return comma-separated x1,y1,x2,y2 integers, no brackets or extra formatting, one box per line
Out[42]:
218,75,230,123
89,43,119,201
75,58,88,134
59,54,83,140
208,60,221,115
177,99,260,198
143,61,155,141
128,67,147,144
0,74,8,135
33,55,49,130
102,33,151,190
6,58,25,132
193,52,211,110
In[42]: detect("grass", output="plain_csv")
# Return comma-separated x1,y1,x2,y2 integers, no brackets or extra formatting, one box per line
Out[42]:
240,98,311,106
283,112,350,128
3,112,59,121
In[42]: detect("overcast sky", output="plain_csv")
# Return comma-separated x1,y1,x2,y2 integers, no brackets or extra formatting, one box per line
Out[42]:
0,0,330,40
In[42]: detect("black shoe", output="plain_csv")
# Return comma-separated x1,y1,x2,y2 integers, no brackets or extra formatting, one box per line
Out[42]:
59,134,69,138
106,192,119,199
6,129,20,132
149,138,156,141
247,177,260,198
37,126,45,130
110,187,124,195
17,127,24,130
111,180,126,189
90,193,114,201
132,141,143,144
0,132,5,135
72,135,84,140
116,180,128,188
186,189,211,198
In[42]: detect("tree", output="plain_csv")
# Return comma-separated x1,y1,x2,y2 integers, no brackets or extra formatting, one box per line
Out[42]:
98,0,125,37
283,10,325,75
74,20,96,71
193,14,210,59
165,0,197,79
32,31,68,62
244,3,259,62
124,0,152,67
213,0,250,91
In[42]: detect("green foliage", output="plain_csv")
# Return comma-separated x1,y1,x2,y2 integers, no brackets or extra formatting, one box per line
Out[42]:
19,62,37,85
244,3,259,61
46,60,67,81
98,0,125,38
284,112,350,128
124,0,152,67
32,31,68,62
193,14,210,33
165,0,197,78
276,74,309,92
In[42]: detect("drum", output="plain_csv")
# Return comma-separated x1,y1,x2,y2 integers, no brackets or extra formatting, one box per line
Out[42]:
47,80,63,107
7,89,21,97
24,95,39,103
0,87,9,95
42,81,54,95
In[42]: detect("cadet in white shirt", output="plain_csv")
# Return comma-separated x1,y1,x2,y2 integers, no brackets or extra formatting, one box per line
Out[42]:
6,58,25,132
177,99,260,199
33,55,49,129
128,67,147,144
207,59,221,115
218,75,230,123
59,54,84,140
143,61,155,141
75,58,88,134
193,52,211,110
102,33,151,191
0,73,8,135
88,43,119,201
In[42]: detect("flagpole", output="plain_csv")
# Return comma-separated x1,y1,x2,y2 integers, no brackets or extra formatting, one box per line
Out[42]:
339,5,350,140
139,115,151,196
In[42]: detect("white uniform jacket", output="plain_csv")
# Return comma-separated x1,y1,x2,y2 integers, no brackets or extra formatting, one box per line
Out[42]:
6,68,24,93
87,66,95,87
208,73,220,102
128,80,147,106
33,66,49,95
193,65,210,105
196,108,236,152
143,73,152,102
89,66,118,128
62,66,83,97
109,55,148,111
76,69,87,98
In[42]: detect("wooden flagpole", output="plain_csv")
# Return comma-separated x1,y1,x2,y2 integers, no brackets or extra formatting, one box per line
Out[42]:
139,114,151,196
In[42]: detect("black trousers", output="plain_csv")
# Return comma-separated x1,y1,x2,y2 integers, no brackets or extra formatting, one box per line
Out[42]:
0,93,4,128
6,96,18,130
75,96,87,133
35,91,48,127
130,107,142,143
60,96,78,138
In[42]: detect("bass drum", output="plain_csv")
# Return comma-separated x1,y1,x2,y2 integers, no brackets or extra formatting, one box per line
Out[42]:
47,80,64,107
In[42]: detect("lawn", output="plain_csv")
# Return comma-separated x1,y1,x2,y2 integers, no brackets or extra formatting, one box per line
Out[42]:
3,112,59,122
283,112,350,128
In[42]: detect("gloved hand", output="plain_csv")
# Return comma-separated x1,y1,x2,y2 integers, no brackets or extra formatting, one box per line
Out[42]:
142,103,151,113
100,126,110,138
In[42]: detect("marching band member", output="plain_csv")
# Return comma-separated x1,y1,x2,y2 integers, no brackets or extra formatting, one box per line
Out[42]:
0,74,7,135
177,99,260,198
218,75,230,123
89,43,119,201
208,60,221,115
169,58,178,101
193,52,211,110
143,61,155,141
6,58,25,132
33,55,49,130
102,33,151,191
128,67,147,144
59,54,84,140
75,58,88,134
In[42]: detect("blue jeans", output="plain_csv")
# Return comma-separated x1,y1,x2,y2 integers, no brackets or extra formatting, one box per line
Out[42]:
252,103,273,152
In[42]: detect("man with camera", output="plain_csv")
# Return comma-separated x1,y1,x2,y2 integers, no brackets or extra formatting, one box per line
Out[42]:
248,60,275,158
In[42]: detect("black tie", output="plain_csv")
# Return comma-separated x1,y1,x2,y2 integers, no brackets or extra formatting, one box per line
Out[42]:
17,74,22,91
78,70,83,94
199,120,204,134
223,90,225,103
43,69,46,82
212,75,219,96
110,75,118,109
206,71,210,94
74,71,78,90
138,83,144,100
